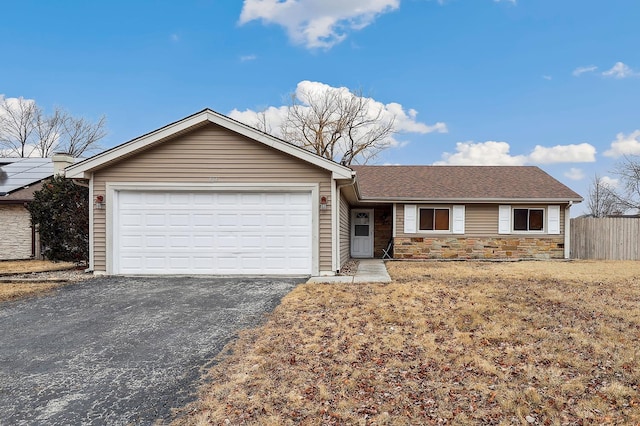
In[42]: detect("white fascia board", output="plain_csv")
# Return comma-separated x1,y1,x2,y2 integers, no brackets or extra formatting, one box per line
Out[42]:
66,109,353,180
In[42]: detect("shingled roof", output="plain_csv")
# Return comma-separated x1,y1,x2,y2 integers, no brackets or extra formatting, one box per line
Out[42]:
352,166,582,202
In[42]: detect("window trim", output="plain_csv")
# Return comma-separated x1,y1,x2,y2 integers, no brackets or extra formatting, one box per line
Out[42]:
418,206,451,233
512,207,545,233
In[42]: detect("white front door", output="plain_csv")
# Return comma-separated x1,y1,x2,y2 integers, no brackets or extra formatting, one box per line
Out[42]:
351,209,374,258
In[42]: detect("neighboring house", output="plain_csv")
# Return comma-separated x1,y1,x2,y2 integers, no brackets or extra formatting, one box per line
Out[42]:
64,109,582,276
0,155,77,260
0,159,50,260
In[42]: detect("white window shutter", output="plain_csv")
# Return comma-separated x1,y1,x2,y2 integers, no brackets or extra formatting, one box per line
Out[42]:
452,205,465,234
547,205,560,234
498,205,511,234
404,204,417,234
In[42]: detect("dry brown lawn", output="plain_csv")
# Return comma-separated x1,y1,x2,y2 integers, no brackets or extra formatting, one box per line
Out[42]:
0,260,75,274
176,261,640,425
0,260,76,302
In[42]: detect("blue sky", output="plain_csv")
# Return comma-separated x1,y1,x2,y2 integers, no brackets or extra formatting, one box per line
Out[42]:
2,0,639,215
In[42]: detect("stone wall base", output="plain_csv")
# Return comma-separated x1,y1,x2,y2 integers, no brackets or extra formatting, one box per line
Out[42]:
0,204,33,260
394,236,565,260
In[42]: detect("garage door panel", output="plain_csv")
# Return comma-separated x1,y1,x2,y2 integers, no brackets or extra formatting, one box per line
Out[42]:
193,235,214,247
217,214,238,227
145,236,166,248
217,193,238,205
169,193,190,205
241,193,262,205
265,193,286,204
116,190,313,274
145,214,166,226
193,214,214,226
241,214,262,227
144,193,166,205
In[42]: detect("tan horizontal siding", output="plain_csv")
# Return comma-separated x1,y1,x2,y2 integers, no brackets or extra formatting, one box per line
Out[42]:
92,123,333,273
339,192,351,268
396,203,566,238
466,204,498,236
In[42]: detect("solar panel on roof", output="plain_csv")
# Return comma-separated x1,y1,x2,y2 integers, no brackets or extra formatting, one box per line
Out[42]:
0,158,53,195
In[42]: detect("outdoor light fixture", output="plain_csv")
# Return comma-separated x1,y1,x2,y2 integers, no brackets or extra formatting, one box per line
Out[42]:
95,195,105,209
320,196,328,210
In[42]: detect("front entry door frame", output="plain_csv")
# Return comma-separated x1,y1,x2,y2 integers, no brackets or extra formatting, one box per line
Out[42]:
351,208,374,258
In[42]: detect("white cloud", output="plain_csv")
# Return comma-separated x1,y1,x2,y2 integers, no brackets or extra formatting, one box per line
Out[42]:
228,105,290,134
436,141,597,165
528,143,596,164
229,80,446,149
238,0,400,49
602,62,638,79
600,176,619,188
170,33,180,42
542,75,552,80
494,0,516,4
435,141,527,165
604,130,640,157
240,54,257,62
572,65,598,77
0,95,45,157
564,167,585,181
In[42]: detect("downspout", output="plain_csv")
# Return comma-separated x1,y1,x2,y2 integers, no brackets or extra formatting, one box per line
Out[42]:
30,209,36,258
335,174,357,273
564,201,573,259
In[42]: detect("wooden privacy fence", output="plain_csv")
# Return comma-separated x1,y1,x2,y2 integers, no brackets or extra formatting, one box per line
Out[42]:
571,217,640,260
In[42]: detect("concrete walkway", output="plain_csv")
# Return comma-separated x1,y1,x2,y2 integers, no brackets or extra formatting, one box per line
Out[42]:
307,259,392,283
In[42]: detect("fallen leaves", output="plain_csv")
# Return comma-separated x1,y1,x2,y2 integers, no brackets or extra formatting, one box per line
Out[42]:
173,261,640,425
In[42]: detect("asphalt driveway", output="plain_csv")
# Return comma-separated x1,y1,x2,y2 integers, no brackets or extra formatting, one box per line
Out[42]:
0,276,302,425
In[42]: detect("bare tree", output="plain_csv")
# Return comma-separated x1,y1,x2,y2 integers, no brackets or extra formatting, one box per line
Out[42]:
0,97,38,157
280,86,395,165
0,96,106,158
253,110,273,135
60,115,107,157
612,155,640,211
34,108,64,157
586,174,624,217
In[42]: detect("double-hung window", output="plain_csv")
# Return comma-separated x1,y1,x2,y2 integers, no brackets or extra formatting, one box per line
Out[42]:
419,208,450,231
513,208,544,231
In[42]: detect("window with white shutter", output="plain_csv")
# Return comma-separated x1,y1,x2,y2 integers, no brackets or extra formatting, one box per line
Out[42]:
452,205,465,234
547,205,560,234
498,205,511,234
404,205,417,233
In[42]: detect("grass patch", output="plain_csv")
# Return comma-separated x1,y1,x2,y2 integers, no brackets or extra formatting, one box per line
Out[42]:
0,282,64,302
176,261,640,425
0,260,78,302
0,260,75,274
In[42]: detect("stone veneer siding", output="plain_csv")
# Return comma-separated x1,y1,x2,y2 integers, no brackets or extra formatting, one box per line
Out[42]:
0,204,33,260
394,236,565,260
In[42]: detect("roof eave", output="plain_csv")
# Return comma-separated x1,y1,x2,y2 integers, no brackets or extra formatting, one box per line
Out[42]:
356,196,584,204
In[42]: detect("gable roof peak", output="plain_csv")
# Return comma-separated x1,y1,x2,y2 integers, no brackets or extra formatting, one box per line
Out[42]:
65,108,353,179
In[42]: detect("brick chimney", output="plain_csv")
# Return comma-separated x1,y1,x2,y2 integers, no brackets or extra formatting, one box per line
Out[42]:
52,153,75,176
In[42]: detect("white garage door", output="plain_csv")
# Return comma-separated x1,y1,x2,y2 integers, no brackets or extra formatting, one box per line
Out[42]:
114,190,313,275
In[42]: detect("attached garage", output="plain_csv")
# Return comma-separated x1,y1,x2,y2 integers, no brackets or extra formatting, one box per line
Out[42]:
65,109,355,276
113,189,314,275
